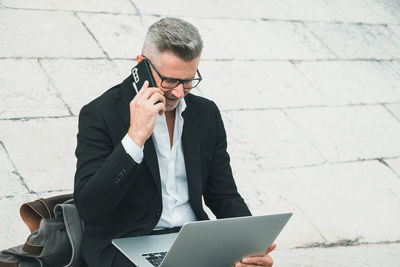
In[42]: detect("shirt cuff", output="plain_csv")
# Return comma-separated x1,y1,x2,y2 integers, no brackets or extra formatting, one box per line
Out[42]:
122,133,144,163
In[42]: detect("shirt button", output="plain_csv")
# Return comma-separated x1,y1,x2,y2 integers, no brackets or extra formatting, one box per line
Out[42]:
155,211,161,217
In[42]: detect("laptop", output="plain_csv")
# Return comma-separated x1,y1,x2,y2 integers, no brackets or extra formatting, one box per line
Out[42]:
112,213,292,267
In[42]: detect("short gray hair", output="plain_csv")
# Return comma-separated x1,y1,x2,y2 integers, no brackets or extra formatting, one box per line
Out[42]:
142,18,203,61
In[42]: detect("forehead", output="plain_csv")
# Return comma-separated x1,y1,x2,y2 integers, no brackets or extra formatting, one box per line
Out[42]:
153,51,200,79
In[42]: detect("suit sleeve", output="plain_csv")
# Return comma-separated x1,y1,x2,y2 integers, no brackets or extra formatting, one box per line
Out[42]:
203,103,252,218
73,104,141,224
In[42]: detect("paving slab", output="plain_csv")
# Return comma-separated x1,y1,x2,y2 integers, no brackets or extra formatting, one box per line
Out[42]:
285,105,400,162
221,110,325,171
113,59,136,77
185,18,335,60
77,13,145,59
389,24,400,37
0,117,77,193
294,61,400,105
260,161,400,243
384,157,400,177
134,0,400,24
234,170,325,249
40,59,127,115
305,22,400,59
2,0,137,13
0,9,104,58
198,61,327,110
0,194,38,249
327,0,400,24
0,59,69,119
274,243,400,267
385,103,400,122
0,144,28,197
136,0,332,21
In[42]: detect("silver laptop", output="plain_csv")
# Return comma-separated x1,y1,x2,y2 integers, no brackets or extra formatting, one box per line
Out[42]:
112,212,292,267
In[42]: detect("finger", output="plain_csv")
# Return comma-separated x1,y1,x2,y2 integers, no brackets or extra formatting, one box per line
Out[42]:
266,243,277,254
242,255,273,266
141,87,164,100
136,87,163,105
148,92,166,106
154,102,166,115
131,80,149,105
134,80,149,98
139,80,149,93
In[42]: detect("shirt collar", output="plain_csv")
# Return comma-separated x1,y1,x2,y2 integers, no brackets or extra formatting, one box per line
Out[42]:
176,98,187,117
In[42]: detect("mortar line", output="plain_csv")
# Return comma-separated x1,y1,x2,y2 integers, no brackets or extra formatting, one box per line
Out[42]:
261,18,391,27
37,59,74,116
0,189,72,200
2,56,400,62
280,108,328,163
383,104,400,124
300,21,339,58
220,102,400,112
255,157,400,173
0,114,76,121
294,239,400,249
1,4,137,15
378,158,400,179
127,0,142,19
0,193,39,201
35,189,73,195
0,141,36,194
73,12,111,60
295,203,328,242
231,156,400,176
290,60,331,104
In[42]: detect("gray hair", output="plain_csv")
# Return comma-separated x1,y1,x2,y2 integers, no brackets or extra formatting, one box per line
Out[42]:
142,18,203,61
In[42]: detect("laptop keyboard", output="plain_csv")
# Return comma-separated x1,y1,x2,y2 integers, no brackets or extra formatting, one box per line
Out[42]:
142,251,167,267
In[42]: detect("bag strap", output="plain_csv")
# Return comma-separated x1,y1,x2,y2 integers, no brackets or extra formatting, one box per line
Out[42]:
20,194,73,233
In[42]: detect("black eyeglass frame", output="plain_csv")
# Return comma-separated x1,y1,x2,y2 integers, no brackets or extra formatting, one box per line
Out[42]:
142,55,202,90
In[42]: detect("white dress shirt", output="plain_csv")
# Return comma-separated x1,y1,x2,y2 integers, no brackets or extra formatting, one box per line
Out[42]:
121,98,197,229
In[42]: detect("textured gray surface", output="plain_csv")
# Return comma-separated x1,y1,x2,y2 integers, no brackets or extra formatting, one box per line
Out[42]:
1,0,399,266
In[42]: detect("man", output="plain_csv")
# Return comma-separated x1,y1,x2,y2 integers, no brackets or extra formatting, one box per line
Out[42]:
74,17,275,267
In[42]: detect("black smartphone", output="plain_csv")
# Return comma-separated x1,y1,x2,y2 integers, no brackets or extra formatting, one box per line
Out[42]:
131,60,156,93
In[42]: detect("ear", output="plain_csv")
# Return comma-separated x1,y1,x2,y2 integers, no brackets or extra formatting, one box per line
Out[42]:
136,54,145,63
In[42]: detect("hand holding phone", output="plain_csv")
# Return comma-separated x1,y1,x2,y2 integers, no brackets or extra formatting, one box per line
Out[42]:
127,62,165,147
131,60,156,93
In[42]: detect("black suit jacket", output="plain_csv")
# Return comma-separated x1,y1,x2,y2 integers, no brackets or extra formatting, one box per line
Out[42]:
74,75,251,267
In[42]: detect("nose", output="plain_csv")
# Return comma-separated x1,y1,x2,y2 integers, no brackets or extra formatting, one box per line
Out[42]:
171,83,185,99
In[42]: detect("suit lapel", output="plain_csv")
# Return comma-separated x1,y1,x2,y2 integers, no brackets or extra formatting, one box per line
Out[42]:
118,76,162,195
182,97,202,204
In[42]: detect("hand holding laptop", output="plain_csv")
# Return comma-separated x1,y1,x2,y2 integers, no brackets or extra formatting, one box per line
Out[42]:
112,213,291,267
234,243,276,267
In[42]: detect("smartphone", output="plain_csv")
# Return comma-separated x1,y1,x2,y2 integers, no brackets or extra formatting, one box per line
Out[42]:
131,60,156,93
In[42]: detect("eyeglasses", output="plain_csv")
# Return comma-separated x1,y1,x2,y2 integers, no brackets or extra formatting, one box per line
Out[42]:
143,55,202,90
